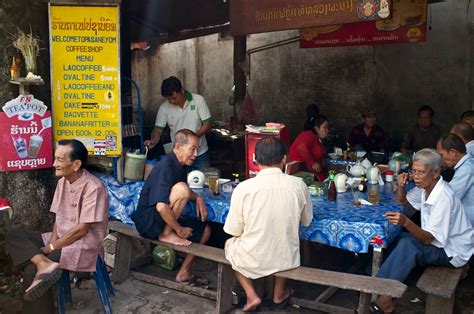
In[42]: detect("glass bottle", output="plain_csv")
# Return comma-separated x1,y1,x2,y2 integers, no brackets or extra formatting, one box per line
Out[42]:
10,57,19,79
358,172,367,193
327,172,337,201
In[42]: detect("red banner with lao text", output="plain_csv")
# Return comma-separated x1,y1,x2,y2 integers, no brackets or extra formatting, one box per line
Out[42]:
0,95,53,172
301,0,426,48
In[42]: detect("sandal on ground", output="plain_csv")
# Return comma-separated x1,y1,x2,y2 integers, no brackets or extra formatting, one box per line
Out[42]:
175,275,209,288
271,287,294,310
370,301,395,314
24,269,63,301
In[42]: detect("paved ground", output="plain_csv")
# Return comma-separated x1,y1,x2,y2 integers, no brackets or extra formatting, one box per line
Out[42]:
1,258,473,314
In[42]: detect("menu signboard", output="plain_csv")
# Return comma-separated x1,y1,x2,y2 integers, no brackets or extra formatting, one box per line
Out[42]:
300,0,427,48
0,95,53,172
49,5,121,156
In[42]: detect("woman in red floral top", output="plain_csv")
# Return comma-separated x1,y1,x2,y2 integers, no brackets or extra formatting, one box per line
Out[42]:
290,114,329,181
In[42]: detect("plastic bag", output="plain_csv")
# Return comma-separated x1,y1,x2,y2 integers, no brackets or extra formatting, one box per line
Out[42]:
152,245,177,270
237,92,257,124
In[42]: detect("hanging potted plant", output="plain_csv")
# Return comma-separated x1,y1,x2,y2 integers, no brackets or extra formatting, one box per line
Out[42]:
10,27,42,76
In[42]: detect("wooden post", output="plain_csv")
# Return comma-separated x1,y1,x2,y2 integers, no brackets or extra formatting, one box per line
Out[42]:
371,247,383,276
357,292,371,314
216,263,233,313
371,247,383,301
233,35,247,122
116,154,125,183
425,294,455,314
112,233,133,283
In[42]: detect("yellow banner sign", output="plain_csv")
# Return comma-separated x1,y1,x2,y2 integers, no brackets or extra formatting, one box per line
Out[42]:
49,5,121,156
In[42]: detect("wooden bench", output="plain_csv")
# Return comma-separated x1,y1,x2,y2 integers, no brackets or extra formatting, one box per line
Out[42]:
109,221,407,313
416,265,468,314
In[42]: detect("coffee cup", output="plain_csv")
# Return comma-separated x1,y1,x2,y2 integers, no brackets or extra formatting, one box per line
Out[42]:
14,137,27,158
28,135,43,158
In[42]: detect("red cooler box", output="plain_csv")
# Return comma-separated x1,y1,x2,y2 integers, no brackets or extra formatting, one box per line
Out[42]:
245,127,290,178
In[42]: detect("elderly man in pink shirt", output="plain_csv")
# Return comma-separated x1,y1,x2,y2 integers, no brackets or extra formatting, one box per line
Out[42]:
6,139,108,312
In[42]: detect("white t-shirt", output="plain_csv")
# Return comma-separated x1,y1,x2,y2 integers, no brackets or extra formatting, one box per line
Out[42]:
406,178,473,267
155,92,211,156
224,168,313,279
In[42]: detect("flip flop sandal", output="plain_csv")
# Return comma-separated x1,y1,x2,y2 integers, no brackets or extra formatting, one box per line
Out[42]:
176,275,209,288
241,305,261,313
24,269,63,301
271,287,294,310
370,301,395,314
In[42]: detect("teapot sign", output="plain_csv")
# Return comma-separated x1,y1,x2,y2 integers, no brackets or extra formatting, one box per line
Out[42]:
0,95,53,172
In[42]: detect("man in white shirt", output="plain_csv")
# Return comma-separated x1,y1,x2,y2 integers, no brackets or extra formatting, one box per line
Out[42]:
144,76,212,170
224,137,313,312
437,133,474,226
451,121,474,157
372,149,473,313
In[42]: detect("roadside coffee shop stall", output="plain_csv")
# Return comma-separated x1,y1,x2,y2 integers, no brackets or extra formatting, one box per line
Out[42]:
1,0,470,312
73,1,414,312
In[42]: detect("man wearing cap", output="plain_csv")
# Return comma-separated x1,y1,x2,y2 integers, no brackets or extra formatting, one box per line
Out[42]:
132,129,211,285
144,76,212,171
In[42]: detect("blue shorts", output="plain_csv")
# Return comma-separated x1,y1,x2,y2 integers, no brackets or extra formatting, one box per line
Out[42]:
132,206,206,243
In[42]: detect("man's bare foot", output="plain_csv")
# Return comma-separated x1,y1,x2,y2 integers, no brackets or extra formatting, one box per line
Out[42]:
159,232,191,246
273,287,292,304
242,296,261,312
36,260,60,277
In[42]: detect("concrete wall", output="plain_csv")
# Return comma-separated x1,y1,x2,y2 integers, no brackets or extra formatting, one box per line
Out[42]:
133,0,473,150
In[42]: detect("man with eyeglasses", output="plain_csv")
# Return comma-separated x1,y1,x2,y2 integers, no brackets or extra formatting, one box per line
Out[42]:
370,149,473,314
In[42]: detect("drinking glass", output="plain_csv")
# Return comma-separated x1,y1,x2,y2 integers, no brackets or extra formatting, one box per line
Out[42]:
208,175,219,195
368,185,380,204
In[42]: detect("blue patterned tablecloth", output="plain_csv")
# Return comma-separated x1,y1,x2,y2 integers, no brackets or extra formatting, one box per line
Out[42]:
326,159,357,166
99,173,402,254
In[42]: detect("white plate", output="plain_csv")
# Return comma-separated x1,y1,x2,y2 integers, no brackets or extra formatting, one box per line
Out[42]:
218,178,231,184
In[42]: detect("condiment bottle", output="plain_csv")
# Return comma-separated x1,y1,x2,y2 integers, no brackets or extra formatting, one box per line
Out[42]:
344,142,350,160
358,172,367,192
231,173,240,189
233,173,240,183
327,172,337,201
10,57,19,79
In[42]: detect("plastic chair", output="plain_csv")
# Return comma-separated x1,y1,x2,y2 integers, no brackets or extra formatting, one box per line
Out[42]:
56,256,114,314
